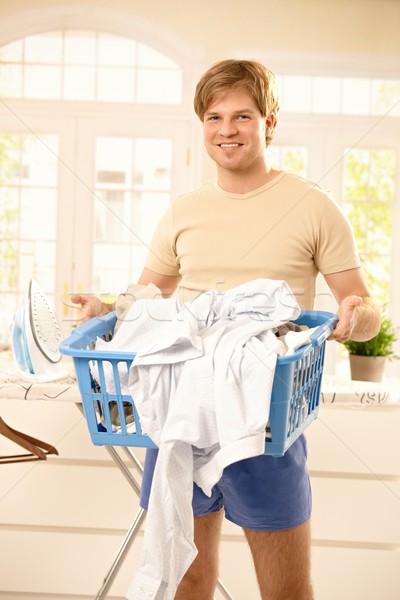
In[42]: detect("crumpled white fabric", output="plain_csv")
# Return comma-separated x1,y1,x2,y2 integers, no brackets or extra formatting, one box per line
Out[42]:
116,278,300,600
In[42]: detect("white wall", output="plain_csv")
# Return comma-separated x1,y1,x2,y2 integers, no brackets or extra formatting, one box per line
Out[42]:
2,0,400,59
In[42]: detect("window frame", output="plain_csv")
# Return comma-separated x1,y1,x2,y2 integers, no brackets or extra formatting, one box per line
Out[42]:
0,5,205,339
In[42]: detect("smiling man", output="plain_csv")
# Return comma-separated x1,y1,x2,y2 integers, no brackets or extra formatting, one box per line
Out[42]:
202,88,277,190
72,59,380,600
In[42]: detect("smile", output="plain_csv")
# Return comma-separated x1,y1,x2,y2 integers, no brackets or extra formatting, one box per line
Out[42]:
218,143,242,148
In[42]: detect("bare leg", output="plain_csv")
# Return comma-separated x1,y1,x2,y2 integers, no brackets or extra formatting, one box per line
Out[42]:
244,520,314,600
174,509,224,600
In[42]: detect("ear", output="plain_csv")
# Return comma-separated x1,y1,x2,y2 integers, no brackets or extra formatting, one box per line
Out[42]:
265,114,275,129
265,114,275,146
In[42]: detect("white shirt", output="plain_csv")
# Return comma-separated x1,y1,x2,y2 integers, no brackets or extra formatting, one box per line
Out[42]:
97,279,300,600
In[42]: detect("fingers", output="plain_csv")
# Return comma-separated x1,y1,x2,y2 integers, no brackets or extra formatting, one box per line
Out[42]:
69,294,95,323
329,295,363,343
70,294,82,305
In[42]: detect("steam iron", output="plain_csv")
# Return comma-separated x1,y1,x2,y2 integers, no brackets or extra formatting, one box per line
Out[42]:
12,279,68,382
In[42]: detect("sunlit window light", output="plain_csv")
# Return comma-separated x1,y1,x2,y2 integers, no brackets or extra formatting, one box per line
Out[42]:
0,30,183,104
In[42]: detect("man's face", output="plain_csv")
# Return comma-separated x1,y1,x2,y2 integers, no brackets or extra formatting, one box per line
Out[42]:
202,88,270,175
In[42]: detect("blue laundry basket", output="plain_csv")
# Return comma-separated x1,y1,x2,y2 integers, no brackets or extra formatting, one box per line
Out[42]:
60,310,337,457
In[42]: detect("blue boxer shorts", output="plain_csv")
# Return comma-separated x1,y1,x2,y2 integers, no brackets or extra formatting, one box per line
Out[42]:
140,434,312,531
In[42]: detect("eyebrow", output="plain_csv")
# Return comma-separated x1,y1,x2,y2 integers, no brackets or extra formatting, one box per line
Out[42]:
204,108,258,116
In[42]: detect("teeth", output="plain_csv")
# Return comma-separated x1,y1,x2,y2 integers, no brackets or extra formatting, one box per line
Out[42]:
220,143,240,148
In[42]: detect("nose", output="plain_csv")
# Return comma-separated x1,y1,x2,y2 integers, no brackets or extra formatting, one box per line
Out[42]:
218,118,238,137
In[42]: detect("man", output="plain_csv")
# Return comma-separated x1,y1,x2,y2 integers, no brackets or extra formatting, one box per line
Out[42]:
72,59,380,600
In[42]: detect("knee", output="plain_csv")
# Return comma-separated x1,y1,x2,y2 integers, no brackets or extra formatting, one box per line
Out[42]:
175,563,218,600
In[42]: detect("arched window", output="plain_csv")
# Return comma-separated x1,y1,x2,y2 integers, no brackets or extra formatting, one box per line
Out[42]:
0,16,203,339
0,31,183,104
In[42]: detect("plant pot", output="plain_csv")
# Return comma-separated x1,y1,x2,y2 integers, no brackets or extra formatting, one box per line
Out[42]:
349,354,387,383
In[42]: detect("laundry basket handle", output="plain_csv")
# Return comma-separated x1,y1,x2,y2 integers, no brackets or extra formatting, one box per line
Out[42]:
310,315,339,347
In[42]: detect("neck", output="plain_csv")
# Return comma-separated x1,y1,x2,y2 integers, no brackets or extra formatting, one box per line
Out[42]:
217,162,279,194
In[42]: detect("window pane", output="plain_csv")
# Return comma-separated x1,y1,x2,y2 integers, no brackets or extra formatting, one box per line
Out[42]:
0,134,21,184
64,31,97,65
94,135,174,292
0,188,19,238
0,132,59,296
96,137,133,180
369,149,396,201
312,77,341,114
24,33,63,64
0,31,182,105
342,78,370,115
92,242,130,292
92,243,150,295
0,39,23,62
97,67,135,101
25,65,62,99
22,135,58,186
64,66,95,100
34,241,56,291
367,203,392,254
95,190,130,243
20,189,57,239
137,42,179,69
0,239,18,290
371,80,400,117
98,34,136,66
137,68,182,104
0,64,22,96
343,149,369,201
268,145,308,178
18,239,36,288
342,147,395,309
282,76,312,113
134,138,172,190
135,192,170,242
363,254,390,307
344,201,392,255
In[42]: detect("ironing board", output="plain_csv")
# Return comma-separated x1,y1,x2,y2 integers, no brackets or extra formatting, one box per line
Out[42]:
2,356,400,600
0,356,235,600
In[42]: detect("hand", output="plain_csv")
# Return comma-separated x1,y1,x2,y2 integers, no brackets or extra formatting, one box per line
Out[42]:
328,295,362,343
70,294,113,324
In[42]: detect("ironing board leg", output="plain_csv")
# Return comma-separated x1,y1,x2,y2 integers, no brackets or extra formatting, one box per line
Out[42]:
215,577,235,599
105,445,142,495
118,448,235,598
89,441,235,599
94,507,147,600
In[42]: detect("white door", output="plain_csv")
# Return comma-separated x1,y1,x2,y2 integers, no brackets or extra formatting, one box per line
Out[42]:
0,114,76,338
0,112,193,338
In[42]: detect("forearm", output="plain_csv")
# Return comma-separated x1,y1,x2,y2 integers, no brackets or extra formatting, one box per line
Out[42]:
349,296,381,342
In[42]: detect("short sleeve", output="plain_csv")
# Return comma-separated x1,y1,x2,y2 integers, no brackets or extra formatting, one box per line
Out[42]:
314,194,361,274
144,205,180,276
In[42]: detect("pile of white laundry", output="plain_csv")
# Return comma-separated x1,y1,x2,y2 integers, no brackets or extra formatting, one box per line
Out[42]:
95,279,303,600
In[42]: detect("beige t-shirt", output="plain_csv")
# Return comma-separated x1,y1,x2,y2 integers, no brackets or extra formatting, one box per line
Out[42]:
144,171,361,309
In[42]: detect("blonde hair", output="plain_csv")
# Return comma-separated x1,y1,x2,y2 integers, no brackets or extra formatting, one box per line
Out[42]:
194,59,280,146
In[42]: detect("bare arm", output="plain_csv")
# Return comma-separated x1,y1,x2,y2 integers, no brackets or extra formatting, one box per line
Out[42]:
137,268,180,298
70,268,180,323
324,268,381,343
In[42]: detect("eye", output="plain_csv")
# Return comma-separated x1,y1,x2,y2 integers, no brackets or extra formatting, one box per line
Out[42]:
205,115,219,122
237,114,250,121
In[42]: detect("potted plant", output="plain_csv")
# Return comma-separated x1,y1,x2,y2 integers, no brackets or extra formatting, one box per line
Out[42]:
343,315,399,382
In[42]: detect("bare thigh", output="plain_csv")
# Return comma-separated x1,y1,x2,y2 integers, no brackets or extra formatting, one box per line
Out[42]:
244,520,314,600
174,509,224,600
